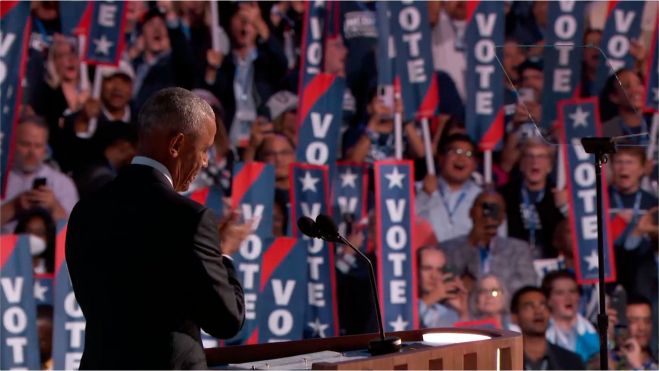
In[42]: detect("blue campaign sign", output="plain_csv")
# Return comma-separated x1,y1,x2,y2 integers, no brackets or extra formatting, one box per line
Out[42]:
84,1,127,65
388,1,439,121
332,162,369,249
225,162,275,345
1,235,41,370
644,17,658,112
34,274,54,306
59,1,92,36
375,1,395,88
558,98,616,284
52,225,86,370
541,1,586,129
594,0,644,95
187,185,224,220
258,237,307,343
296,1,345,172
374,160,418,332
0,1,31,198
465,1,505,150
289,163,339,338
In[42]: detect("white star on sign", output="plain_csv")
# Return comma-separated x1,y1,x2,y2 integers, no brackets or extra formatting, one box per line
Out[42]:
93,35,114,56
385,167,406,189
389,314,409,332
34,280,48,302
584,249,599,271
307,317,329,337
340,168,358,188
299,171,320,192
569,106,590,128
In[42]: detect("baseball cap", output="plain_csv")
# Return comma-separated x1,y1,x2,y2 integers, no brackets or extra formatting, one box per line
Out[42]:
266,91,298,120
98,60,135,81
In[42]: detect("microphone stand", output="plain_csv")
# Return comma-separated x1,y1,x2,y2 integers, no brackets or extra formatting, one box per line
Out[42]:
335,234,402,355
581,137,616,370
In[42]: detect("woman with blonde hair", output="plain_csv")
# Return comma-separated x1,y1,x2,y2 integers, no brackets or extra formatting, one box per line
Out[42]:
32,34,89,158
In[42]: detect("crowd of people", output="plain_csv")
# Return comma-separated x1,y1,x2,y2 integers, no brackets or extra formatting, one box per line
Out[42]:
2,1,658,370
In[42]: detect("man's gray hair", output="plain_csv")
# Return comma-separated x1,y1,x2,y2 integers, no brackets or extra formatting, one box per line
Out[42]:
137,87,214,139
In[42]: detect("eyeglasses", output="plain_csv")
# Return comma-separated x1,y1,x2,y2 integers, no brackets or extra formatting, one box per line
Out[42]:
446,148,474,158
478,288,502,297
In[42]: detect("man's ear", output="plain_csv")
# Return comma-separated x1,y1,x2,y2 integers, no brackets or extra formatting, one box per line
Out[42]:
169,133,185,159
608,91,621,105
511,313,519,325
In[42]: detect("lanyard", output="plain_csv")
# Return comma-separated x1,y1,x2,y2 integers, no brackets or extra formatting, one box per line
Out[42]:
613,190,642,221
521,186,545,248
621,119,649,145
478,240,494,274
438,184,467,224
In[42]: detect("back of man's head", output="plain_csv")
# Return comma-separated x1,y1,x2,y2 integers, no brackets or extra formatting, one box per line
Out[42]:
137,87,214,150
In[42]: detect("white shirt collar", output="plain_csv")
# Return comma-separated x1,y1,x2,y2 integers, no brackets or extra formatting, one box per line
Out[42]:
102,105,131,123
131,156,173,188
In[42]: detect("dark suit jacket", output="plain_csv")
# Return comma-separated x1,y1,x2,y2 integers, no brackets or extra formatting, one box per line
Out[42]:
66,164,245,369
524,342,585,370
206,36,288,130
499,178,565,258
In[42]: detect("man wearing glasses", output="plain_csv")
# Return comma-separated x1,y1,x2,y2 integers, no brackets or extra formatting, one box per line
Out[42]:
415,133,482,242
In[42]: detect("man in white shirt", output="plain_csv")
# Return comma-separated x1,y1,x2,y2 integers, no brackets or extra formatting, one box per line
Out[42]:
1,116,78,233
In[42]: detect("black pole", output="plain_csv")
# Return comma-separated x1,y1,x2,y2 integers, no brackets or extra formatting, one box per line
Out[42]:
581,137,615,370
595,153,609,370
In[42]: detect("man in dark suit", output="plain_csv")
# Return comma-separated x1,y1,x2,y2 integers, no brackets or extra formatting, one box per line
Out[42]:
66,87,247,369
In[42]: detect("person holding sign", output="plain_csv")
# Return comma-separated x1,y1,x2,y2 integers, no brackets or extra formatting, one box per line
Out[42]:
66,88,248,369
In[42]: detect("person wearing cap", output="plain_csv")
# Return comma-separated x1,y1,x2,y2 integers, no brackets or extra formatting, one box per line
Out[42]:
57,61,137,174
267,90,298,141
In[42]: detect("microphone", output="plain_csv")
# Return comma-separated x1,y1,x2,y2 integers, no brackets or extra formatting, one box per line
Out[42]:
297,216,321,239
297,214,402,355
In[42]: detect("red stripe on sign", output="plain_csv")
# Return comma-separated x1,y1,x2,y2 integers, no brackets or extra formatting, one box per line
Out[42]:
77,2,93,35
0,235,18,268
190,187,210,206
246,328,259,345
260,237,297,291
606,0,619,18
416,73,439,120
0,1,18,17
54,226,68,275
231,162,266,210
298,73,336,128
465,1,480,24
644,16,658,112
479,107,505,151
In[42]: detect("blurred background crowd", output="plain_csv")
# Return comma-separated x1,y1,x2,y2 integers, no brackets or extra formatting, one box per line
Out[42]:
1,1,658,369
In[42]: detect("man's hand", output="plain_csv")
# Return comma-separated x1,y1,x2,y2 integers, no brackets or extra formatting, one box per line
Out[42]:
620,337,644,369
30,186,58,211
552,188,568,208
423,174,438,196
218,209,254,256
633,206,658,239
206,49,224,69
445,278,469,320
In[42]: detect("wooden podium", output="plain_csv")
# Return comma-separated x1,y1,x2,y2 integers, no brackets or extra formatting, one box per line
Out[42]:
205,328,523,370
